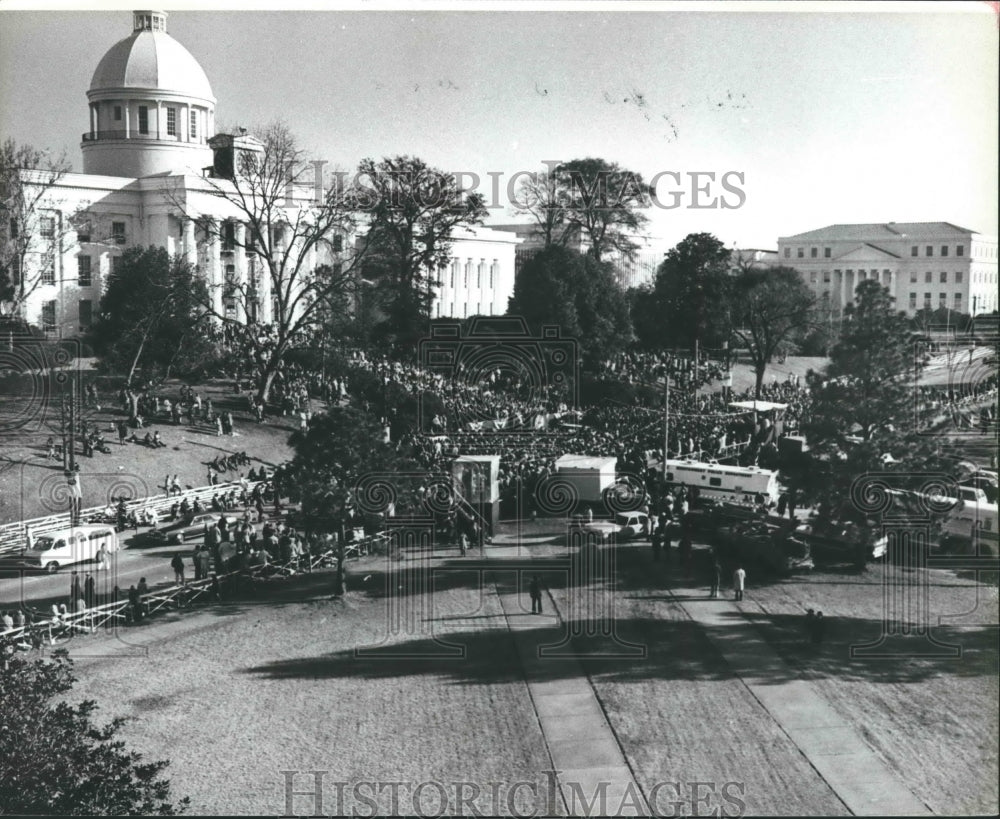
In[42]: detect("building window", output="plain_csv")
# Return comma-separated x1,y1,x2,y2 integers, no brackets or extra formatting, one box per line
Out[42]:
939,293,947,306
797,248,804,258
189,109,198,139
824,247,831,258
41,252,55,285
783,248,790,258
909,293,917,310
111,255,121,275
40,216,56,238
42,300,57,330
821,291,829,301
823,271,831,283
222,222,236,251
924,293,931,307
941,245,948,257
332,233,343,253
956,245,964,257
79,299,93,328
955,271,962,284
138,106,149,134
810,247,817,258
112,221,126,244
910,271,917,283
76,221,91,243
113,105,122,122
166,107,177,136
954,293,962,306
809,272,817,284
925,271,932,283
911,246,918,257
926,245,933,257
78,256,92,287
940,271,947,283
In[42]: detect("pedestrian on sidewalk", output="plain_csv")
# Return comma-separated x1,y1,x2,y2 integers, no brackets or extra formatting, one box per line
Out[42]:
529,575,543,614
733,565,746,601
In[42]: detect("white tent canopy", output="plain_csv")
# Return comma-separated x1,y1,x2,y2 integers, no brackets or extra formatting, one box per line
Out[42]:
729,400,788,413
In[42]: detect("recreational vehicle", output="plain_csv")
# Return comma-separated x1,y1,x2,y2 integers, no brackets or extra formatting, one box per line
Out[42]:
662,459,781,507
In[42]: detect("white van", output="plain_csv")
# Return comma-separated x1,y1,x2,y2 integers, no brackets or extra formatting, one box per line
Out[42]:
662,459,781,506
23,525,120,573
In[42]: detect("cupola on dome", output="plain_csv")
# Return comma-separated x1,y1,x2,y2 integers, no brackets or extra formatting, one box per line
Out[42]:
89,10,215,103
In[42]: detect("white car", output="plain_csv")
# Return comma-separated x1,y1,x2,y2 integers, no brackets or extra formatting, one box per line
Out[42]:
570,512,649,541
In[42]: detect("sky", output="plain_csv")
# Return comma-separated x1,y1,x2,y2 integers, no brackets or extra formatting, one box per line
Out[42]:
1,1,997,251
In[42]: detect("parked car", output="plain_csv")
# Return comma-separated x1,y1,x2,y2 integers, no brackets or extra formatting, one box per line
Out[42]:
797,517,888,564
570,512,650,541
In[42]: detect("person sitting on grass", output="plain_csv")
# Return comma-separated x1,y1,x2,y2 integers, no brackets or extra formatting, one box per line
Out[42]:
152,430,166,448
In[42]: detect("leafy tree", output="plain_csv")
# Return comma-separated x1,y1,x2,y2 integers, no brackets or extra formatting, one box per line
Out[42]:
556,158,651,262
800,279,941,513
0,138,74,318
730,266,816,397
507,245,632,368
352,155,488,350
288,405,420,592
648,232,733,350
89,246,215,387
0,650,188,815
165,121,360,402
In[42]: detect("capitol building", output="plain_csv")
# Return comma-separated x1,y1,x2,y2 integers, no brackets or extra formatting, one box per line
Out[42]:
5,9,520,339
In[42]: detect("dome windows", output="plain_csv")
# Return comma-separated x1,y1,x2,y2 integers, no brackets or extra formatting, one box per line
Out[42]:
134,11,167,33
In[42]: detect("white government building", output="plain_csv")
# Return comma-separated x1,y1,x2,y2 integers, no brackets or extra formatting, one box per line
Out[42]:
6,9,520,339
777,222,998,317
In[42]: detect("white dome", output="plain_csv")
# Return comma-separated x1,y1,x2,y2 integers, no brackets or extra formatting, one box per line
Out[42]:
90,16,214,103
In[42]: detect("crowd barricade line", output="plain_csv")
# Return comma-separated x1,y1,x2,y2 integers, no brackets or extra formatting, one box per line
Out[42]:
0,527,397,649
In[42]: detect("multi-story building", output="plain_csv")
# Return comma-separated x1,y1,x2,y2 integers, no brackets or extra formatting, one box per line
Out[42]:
3,9,518,338
777,222,998,317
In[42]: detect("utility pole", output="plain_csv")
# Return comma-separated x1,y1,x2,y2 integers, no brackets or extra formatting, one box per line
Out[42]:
663,374,670,472
68,378,77,474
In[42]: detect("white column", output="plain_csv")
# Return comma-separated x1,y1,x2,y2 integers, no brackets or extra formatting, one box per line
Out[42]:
124,101,130,138
182,103,190,143
209,221,223,319
183,219,197,268
157,102,164,139
235,223,247,323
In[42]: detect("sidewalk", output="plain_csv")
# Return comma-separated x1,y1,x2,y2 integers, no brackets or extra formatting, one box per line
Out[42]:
484,541,648,817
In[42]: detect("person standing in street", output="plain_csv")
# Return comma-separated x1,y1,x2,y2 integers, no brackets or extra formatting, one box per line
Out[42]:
171,553,186,585
528,575,543,614
733,565,746,601
710,561,722,599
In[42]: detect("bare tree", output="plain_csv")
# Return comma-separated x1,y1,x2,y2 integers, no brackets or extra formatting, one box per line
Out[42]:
0,138,77,322
510,169,575,249
163,121,362,402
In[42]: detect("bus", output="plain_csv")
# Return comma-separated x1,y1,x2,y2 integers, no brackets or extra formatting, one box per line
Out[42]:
662,459,781,507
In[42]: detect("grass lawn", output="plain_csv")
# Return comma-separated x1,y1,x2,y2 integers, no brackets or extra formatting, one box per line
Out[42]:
0,378,302,526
